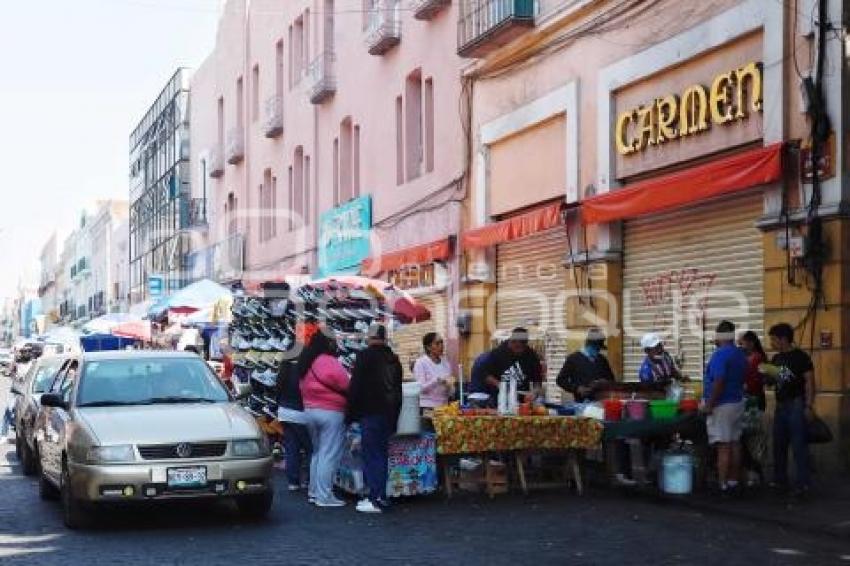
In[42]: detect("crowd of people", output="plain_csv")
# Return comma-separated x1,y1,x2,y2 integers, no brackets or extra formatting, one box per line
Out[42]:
217,314,817,511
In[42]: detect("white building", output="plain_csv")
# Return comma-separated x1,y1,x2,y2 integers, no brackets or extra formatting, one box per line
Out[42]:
111,218,131,312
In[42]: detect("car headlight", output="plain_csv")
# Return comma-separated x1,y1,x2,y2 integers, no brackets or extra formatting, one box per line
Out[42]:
232,438,269,458
86,445,136,464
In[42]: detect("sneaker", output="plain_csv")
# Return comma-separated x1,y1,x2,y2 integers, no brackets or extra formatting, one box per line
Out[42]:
615,473,637,487
356,499,382,514
288,484,301,492
315,498,346,508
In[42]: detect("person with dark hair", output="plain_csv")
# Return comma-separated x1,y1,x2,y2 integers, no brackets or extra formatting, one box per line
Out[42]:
557,328,616,402
703,320,748,494
738,330,767,486
413,332,453,410
765,322,816,496
347,323,403,514
277,354,312,493
298,330,350,508
471,327,544,406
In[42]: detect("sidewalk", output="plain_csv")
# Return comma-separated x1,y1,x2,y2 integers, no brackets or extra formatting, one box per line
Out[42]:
654,479,850,539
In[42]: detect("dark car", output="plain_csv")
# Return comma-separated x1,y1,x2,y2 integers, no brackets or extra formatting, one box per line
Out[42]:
12,355,71,475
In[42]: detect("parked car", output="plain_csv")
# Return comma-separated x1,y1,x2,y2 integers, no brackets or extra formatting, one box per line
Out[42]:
0,349,13,375
12,355,70,475
34,351,272,529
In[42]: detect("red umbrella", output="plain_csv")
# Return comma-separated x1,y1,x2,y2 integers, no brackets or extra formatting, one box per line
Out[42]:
111,320,152,342
307,275,431,323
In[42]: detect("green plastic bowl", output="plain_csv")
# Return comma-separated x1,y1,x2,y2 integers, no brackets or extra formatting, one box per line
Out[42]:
649,400,680,420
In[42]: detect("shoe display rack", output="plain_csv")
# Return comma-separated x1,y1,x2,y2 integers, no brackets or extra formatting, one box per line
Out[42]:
230,281,394,419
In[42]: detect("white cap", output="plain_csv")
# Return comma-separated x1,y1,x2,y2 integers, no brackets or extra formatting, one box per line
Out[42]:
640,333,663,350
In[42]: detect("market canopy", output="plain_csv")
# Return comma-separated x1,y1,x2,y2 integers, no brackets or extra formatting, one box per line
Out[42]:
148,279,232,318
82,312,139,335
461,201,564,250
111,320,152,342
581,143,783,225
360,238,453,276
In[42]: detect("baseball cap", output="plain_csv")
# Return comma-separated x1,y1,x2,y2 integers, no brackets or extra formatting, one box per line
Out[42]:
640,333,663,350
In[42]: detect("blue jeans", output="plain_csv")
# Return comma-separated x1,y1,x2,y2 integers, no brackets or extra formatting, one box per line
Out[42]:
283,422,312,487
773,397,810,489
304,409,346,504
361,414,392,503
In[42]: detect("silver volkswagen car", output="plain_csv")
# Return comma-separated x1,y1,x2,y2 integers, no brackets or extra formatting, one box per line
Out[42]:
35,351,273,529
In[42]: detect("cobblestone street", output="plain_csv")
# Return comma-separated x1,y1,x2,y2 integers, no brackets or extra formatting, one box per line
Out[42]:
1,375,848,566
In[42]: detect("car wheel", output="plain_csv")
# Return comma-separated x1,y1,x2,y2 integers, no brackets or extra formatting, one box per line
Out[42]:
236,491,274,520
39,469,60,501
19,436,36,476
61,463,92,530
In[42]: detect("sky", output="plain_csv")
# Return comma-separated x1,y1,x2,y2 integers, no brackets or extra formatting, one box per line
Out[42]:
0,0,221,299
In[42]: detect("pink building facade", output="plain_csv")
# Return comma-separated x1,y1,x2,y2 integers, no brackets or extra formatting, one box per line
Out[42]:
189,0,466,368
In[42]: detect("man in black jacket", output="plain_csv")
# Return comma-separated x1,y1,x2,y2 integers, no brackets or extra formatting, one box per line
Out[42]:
557,328,616,402
347,324,403,514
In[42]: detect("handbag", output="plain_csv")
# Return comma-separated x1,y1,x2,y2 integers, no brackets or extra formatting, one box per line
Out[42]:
806,414,833,444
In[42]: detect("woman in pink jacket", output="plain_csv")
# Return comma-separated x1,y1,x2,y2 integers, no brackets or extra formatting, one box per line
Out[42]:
413,333,454,411
298,331,350,507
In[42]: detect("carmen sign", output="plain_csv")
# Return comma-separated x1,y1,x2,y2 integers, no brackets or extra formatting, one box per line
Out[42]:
317,195,373,277
615,61,763,156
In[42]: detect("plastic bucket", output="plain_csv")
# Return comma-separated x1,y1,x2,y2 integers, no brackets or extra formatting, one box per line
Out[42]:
649,400,679,420
396,382,422,435
624,399,648,421
603,399,623,421
661,452,693,495
679,399,699,414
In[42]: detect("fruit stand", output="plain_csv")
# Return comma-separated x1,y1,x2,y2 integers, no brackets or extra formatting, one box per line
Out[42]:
432,405,604,497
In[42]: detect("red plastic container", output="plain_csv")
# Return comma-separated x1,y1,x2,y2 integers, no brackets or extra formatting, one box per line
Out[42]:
604,399,624,421
679,399,700,414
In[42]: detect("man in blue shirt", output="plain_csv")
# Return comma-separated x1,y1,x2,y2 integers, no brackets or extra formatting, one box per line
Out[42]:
702,320,747,494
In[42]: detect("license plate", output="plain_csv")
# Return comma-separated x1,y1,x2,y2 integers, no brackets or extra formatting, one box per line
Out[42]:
167,467,207,488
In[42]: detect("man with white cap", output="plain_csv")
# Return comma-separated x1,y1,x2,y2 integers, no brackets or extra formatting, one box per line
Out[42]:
638,333,682,384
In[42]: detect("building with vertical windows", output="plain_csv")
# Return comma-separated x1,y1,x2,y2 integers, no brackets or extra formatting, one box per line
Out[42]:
129,69,195,303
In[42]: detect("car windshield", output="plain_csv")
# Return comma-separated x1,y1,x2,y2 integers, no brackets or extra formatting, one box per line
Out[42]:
77,358,231,407
32,359,65,393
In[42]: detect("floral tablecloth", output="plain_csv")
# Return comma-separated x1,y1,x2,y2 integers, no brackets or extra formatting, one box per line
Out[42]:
335,428,439,498
432,416,603,455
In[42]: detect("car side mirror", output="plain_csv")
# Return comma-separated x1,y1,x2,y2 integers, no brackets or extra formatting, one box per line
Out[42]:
40,393,68,410
235,383,252,401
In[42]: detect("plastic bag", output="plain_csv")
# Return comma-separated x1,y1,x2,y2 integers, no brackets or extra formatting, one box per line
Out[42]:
806,414,833,444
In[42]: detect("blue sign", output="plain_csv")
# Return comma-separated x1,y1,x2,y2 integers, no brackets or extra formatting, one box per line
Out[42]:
148,275,165,298
317,195,373,277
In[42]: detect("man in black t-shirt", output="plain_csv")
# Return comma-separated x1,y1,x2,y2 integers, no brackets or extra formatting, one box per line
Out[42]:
478,328,544,404
766,323,816,494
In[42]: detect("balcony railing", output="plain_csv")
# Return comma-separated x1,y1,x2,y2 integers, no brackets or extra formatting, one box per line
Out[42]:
411,0,451,20
263,95,284,138
365,5,402,55
213,233,245,282
306,52,337,105
226,127,245,164
209,146,225,178
458,0,535,58
180,197,208,230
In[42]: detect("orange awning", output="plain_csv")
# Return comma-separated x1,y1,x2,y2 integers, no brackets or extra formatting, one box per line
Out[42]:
361,238,452,275
462,201,564,250
582,143,783,224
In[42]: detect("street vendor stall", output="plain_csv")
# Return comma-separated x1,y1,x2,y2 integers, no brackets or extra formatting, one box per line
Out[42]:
432,408,603,497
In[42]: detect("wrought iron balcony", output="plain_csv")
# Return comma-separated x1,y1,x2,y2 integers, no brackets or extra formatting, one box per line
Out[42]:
263,95,284,138
209,146,225,178
306,52,336,105
411,0,451,20
226,127,245,164
457,0,535,58
180,197,208,230
365,6,402,55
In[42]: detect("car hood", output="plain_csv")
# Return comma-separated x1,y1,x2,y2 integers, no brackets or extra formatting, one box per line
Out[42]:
76,403,260,445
